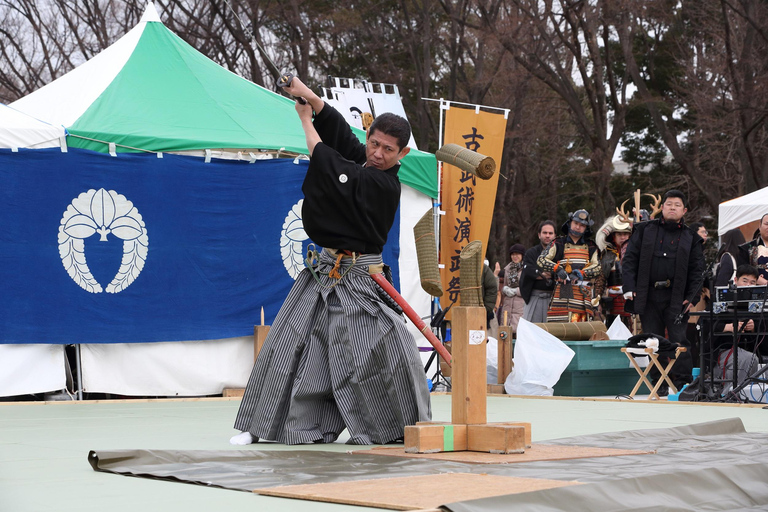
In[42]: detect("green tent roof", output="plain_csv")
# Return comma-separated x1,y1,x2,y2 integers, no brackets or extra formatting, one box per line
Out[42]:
67,22,437,198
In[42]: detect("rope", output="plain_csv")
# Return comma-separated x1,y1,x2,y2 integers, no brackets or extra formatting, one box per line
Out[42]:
328,253,344,279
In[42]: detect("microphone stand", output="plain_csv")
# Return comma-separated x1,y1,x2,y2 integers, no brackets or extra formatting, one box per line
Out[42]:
677,261,714,401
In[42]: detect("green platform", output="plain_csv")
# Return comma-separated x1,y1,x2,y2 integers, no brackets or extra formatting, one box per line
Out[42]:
554,340,637,397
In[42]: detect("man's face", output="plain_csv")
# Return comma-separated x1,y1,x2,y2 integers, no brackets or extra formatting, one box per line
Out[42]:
365,130,410,170
759,215,768,241
697,226,708,241
614,232,631,246
736,274,757,286
539,224,556,246
661,197,687,222
570,220,586,235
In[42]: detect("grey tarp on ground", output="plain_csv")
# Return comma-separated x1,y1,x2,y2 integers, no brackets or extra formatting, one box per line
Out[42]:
89,418,768,511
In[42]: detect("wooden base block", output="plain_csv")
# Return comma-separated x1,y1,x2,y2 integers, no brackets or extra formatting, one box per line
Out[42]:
487,384,505,394
494,422,532,448
404,424,467,453
467,424,526,454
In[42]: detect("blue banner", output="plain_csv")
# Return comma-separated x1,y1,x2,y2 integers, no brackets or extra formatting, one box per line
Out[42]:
0,148,400,343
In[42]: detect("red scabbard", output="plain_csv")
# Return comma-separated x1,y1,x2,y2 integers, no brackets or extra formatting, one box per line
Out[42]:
370,272,452,366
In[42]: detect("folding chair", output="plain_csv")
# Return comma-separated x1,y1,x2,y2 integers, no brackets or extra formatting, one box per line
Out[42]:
621,346,688,400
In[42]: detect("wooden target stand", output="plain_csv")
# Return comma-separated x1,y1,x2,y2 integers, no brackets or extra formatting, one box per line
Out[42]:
405,306,531,455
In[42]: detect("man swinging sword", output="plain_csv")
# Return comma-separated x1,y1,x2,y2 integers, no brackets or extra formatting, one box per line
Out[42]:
230,77,431,446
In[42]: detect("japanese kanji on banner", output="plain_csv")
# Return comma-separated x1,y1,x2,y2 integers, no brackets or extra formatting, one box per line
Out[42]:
439,104,507,313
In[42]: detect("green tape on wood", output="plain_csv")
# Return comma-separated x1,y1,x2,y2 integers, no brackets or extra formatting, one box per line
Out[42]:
443,425,454,451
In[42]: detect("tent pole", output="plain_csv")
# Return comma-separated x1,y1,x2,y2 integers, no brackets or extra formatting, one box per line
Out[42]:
75,344,83,401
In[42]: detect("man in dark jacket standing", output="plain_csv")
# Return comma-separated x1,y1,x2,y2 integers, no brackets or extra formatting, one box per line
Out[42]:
521,220,557,323
622,190,705,391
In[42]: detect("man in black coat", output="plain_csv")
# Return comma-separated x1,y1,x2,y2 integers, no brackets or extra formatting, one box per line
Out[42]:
622,190,705,391
520,220,557,323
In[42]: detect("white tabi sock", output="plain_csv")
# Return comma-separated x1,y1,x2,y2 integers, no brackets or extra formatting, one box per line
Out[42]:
229,431,255,445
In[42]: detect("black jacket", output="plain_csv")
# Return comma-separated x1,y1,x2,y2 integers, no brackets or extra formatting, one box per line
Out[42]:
622,218,705,315
520,244,553,303
302,103,401,254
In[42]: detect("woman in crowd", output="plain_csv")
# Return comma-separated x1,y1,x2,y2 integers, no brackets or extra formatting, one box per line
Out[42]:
498,244,526,332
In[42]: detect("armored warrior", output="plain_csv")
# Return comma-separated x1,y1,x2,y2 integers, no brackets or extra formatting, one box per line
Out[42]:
537,210,601,322
594,215,633,328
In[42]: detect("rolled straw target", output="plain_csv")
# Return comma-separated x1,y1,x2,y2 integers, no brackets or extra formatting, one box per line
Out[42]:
413,209,443,297
531,321,607,341
459,240,484,307
435,143,496,180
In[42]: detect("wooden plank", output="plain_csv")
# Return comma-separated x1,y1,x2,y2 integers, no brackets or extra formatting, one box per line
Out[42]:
467,424,526,454
362,443,655,464
253,325,270,363
222,388,244,398
254,473,581,511
451,306,488,425
404,424,467,453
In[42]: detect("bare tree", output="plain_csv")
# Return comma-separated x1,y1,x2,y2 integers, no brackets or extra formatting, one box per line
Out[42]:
618,0,768,212
479,0,631,220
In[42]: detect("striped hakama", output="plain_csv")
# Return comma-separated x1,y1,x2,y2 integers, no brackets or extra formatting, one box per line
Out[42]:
522,289,552,323
234,249,431,445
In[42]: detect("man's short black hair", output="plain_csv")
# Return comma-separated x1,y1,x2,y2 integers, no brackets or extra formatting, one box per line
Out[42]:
688,222,705,234
760,213,768,224
736,264,759,280
539,220,556,233
663,189,687,207
368,113,411,151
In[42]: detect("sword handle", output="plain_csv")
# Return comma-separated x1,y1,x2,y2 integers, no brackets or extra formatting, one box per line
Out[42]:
277,72,307,105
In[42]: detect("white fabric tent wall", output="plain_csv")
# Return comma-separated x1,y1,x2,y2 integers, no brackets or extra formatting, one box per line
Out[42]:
0,345,66,397
80,338,254,396
0,104,66,150
718,186,768,235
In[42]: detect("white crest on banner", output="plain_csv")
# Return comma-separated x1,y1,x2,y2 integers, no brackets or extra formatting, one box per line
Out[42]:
280,199,308,279
58,188,149,293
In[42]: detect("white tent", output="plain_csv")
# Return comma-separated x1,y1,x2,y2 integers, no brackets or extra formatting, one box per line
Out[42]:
0,103,66,149
718,186,768,236
2,2,435,398
0,104,69,397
